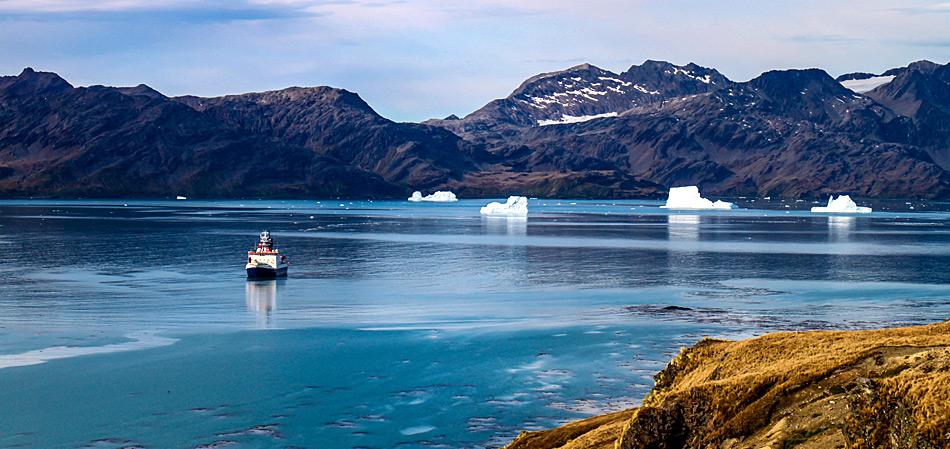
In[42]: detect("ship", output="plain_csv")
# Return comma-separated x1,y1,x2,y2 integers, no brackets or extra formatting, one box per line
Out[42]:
246,231,289,279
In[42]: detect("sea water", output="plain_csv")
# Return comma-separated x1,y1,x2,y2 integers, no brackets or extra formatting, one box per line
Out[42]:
1,198,949,449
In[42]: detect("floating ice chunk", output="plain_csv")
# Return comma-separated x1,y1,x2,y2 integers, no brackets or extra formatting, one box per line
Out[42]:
0,332,178,369
810,195,872,214
176,195,187,200
660,186,735,210
408,191,458,202
480,196,528,217
400,425,436,436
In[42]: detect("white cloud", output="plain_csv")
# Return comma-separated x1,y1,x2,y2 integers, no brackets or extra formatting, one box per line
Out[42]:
0,0,200,13
0,0,947,121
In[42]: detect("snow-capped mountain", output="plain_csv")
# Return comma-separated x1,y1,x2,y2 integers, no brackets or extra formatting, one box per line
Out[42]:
476,67,949,199
2,60,950,199
425,60,729,141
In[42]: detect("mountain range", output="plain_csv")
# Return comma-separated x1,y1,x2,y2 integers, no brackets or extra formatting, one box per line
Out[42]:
1,59,948,199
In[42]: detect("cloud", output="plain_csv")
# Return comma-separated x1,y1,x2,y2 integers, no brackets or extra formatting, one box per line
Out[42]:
785,34,868,44
0,0,198,13
891,1,950,13
0,0,948,121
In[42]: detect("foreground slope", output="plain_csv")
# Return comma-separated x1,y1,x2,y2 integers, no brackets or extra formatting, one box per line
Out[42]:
506,320,950,449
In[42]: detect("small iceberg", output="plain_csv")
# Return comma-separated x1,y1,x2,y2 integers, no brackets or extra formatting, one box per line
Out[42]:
408,191,458,202
0,332,178,370
480,196,528,217
176,195,187,200
810,195,872,214
660,186,735,210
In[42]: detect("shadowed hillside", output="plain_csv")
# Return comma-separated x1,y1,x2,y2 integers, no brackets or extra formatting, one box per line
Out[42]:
2,60,950,199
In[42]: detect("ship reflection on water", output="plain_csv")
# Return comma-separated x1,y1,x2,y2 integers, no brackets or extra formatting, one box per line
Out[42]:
245,280,280,328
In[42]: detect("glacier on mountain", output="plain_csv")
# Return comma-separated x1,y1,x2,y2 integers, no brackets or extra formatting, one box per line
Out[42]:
840,75,895,93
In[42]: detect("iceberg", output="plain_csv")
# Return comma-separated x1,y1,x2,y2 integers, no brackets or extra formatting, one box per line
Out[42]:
480,196,528,217
660,186,735,210
408,191,458,202
810,195,872,214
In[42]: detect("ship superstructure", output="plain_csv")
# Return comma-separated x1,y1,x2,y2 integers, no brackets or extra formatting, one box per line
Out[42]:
246,231,288,278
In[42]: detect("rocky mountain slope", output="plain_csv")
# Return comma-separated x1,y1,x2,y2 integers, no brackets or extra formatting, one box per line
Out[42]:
425,61,729,143
175,87,488,189
0,68,404,197
864,61,950,169
0,68,494,197
1,59,949,199
470,67,950,198
505,319,950,449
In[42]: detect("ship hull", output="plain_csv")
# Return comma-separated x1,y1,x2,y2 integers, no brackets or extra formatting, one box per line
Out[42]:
246,266,288,279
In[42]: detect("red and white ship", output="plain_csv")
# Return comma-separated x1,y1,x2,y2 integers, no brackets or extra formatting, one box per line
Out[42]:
246,231,288,279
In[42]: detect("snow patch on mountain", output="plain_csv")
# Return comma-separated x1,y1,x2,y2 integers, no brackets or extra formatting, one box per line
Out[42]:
538,112,618,126
840,75,895,93
598,76,632,86
633,85,660,95
669,67,714,84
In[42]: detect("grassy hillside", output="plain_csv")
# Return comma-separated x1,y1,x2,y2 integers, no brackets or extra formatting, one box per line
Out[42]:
506,320,950,449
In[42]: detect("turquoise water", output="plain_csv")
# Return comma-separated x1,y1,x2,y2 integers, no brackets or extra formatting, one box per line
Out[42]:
1,199,949,448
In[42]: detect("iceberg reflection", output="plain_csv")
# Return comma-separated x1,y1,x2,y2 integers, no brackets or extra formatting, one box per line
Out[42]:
828,216,855,241
482,216,527,236
667,214,700,241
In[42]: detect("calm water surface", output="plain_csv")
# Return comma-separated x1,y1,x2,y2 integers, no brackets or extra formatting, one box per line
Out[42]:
1,198,949,449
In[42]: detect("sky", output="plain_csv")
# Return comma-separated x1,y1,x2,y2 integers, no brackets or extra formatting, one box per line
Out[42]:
1,0,949,122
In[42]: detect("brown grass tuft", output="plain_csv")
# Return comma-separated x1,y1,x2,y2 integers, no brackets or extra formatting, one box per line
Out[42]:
503,320,950,449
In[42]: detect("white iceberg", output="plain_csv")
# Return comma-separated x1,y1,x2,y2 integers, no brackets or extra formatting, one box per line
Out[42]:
480,196,529,217
408,191,458,202
176,195,187,200
660,186,735,210
810,195,872,214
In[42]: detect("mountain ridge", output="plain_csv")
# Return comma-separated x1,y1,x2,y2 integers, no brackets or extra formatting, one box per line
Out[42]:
1,60,949,199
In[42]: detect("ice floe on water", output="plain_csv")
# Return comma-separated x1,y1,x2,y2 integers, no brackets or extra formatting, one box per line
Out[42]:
480,196,528,217
660,186,735,210
399,425,436,436
810,195,872,214
0,332,177,369
408,191,458,202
